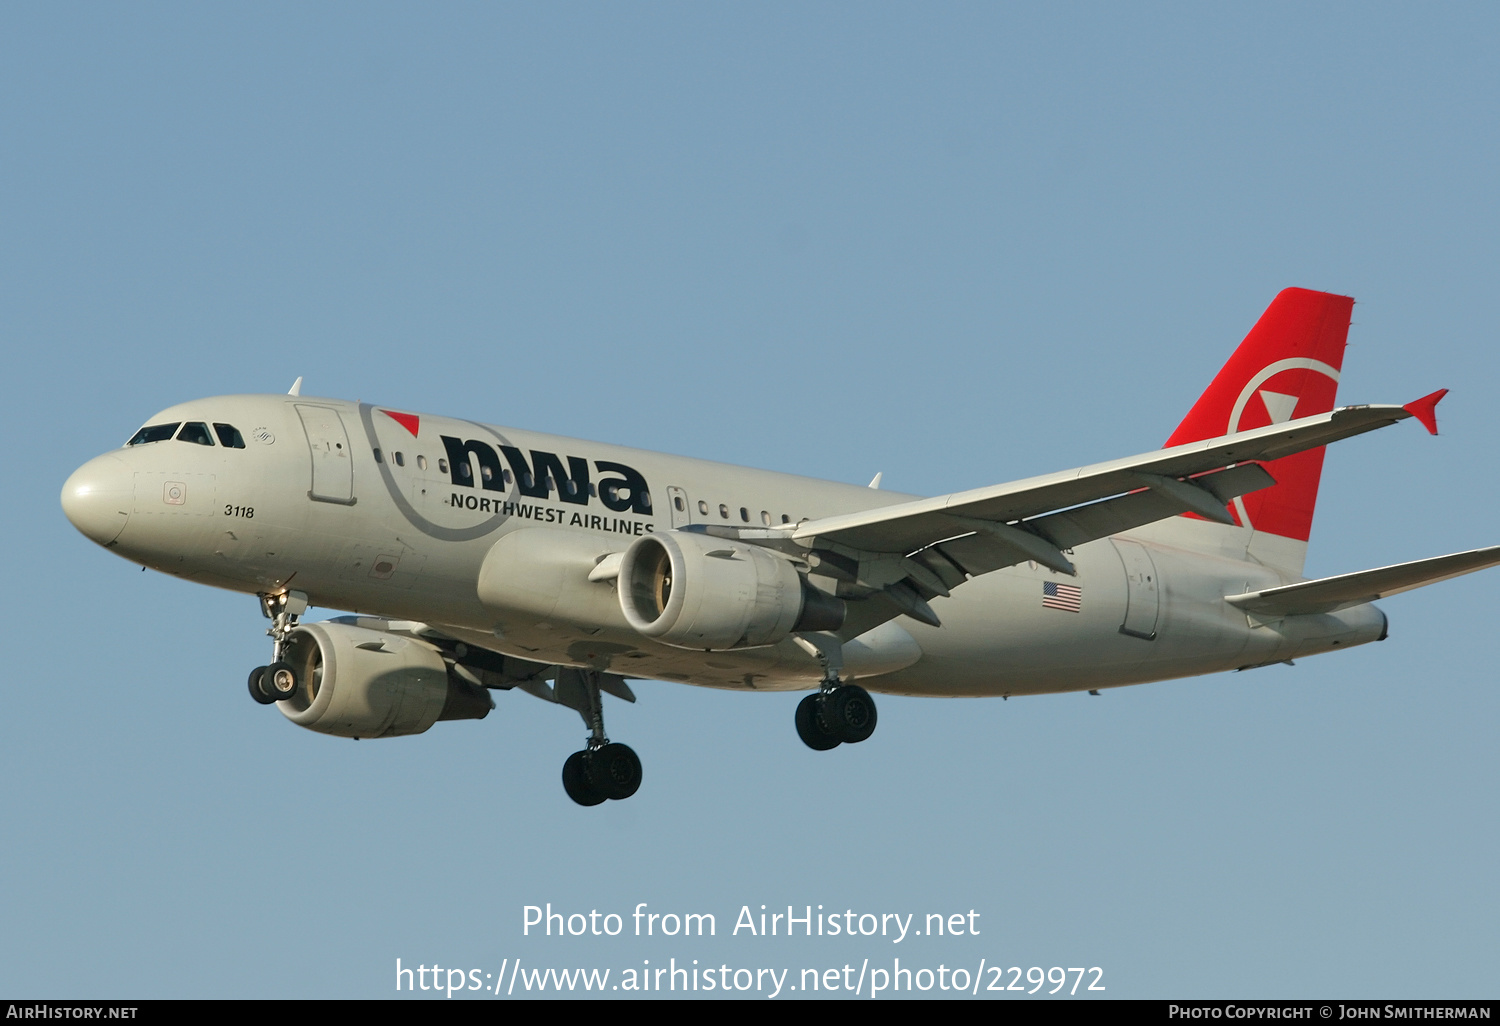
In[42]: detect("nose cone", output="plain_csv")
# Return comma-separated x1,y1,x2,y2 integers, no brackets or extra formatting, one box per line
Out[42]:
62,454,133,546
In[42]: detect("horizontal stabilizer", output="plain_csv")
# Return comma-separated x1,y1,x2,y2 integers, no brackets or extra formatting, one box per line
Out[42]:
1225,545,1500,616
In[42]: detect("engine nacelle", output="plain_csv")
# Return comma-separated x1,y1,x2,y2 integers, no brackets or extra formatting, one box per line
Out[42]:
618,531,843,650
276,621,493,739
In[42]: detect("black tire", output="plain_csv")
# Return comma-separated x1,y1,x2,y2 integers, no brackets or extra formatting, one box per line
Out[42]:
823,684,877,743
262,660,299,702
586,743,643,801
247,666,276,706
562,750,606,806
795,693,842,751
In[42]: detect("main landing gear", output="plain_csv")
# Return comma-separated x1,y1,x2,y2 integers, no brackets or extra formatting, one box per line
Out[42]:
791,633,878,750
795,684,878,750
559,668,643,807
247,591,309,705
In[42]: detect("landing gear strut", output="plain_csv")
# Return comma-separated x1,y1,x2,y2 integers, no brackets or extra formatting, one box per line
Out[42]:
792,633,878,750
559,668,642,806
248,591,308,705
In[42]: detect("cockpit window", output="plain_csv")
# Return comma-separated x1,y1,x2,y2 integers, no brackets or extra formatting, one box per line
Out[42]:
127,423,181,446
213,423,246,448
176,422,215,446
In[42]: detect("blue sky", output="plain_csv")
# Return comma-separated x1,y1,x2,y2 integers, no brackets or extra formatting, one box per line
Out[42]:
2,3,1496,998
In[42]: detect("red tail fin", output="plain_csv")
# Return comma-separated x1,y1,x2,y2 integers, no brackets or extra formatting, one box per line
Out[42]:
1165,288,1354,543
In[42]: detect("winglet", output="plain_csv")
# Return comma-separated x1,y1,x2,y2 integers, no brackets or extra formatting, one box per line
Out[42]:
1402,388,1448,435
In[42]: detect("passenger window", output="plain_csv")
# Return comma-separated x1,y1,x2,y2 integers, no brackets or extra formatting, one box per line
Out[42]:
673,495,685,512
176,422,215,446
781,514,791,524
373,448,384,464
438,458,448,474
761,511,771,525
212,424,245,448
719,504,729,519
417,455,428,471
128,423,180,446
394,452,405,467
698,500,709,515
740,507,749,522
503,469,514,485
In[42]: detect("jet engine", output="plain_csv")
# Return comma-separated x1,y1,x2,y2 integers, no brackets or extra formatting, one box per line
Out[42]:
274,621,493,739
617,531,843,650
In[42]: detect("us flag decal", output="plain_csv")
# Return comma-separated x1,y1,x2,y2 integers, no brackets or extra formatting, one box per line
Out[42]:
1042,580,1082,612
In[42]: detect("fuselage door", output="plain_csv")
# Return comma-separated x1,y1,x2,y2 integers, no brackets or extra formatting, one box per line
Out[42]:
295,404,355,505
667,486,691,528
1111,537,1159,640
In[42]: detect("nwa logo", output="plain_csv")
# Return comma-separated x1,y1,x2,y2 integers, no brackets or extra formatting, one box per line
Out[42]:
439,435,652,515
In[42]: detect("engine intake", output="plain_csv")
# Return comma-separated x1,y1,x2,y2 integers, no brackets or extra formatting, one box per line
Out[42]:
275,621,492,739
618,531,843,650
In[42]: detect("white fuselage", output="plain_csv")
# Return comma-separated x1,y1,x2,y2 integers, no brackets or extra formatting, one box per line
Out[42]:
62,394,1386,698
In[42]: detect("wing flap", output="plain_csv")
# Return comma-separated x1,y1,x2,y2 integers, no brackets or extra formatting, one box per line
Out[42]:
936,531,1039,577
1225,545,1500,616
911,547,971,591
1031,463,1276,551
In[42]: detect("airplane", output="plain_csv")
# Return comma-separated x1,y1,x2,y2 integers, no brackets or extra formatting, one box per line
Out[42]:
60,288,1500,806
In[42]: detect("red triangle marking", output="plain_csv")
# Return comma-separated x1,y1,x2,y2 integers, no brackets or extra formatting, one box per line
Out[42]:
381,409,421,437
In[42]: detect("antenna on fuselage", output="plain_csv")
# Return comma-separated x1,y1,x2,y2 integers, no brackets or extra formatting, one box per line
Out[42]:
868,472,882,489
287,377,303,396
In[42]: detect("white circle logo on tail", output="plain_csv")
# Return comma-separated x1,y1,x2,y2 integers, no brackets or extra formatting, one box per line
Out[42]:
1226,358,1341,530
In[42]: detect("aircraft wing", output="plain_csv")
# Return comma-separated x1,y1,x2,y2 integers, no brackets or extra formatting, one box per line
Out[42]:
791,403,1422,585
1225,546,1500,617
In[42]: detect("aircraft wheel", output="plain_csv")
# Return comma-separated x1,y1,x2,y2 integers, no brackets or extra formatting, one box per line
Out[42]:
247,666,276,706
563,751,606,806
823,684,877,743
261,660,299,702
586,743,642,801
795,693,842,751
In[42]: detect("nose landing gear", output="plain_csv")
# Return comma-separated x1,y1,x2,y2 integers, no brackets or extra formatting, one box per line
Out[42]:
247,662,300,703
248,665,276,705
246,591,308,705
